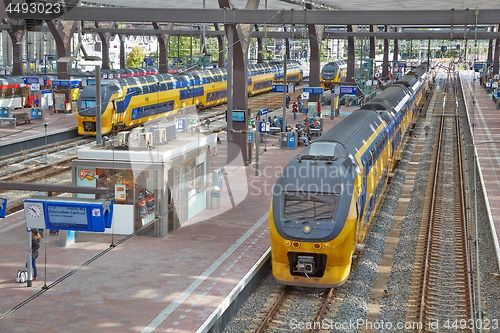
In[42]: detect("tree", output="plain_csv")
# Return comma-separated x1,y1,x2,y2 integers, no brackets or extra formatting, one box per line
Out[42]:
126,46,145,68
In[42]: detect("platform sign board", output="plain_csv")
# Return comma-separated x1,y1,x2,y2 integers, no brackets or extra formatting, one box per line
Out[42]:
301,91,310,100
398,62,407,68
41,90,53,108
497,88,500,98
259,108,269,117
339,86,358,95
176,118,186,131
24,196,113,232
474,63,484,72
24,77,39,85
259,121,270,133
272,84,284,93
0,198,7,218
302,87,323,94
247,132,254,143
272,84,295,93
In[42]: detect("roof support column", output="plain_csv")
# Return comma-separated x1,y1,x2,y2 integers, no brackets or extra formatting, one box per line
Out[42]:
46,20,78,79
382,25,390,78
4,23,24,75
346,25,356,84
493,34,500,77
254,24,263,63
95,21,113,70
369,25,376,66
393,27,399,76
487,37,493,67
219,0,258,165
152,22,173,74
214,23,225,68
118,34,126,69
306,3,322,102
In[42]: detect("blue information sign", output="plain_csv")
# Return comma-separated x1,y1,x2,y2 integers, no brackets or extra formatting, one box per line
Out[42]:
474,63,484,72
24,77,39,84
0,198,7,218
339,86,358,95
259,121,270,133
302,87,324,94
248,132,254,143
176,118,186,131
259,108,269,116
497,88,500,98
272,84,284,93
23,197,113,232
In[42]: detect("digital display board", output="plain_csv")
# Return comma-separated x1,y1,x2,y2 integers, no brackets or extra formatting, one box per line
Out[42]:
47,205,88,229
232,110,246,122
23,196,114,232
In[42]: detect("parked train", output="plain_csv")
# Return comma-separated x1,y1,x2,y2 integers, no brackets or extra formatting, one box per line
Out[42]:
269,63,430,287
320,60,348,89
0,67,159,109
77,61,303,135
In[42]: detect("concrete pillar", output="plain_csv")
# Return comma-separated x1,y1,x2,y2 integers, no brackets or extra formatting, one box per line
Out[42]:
347,25,356,83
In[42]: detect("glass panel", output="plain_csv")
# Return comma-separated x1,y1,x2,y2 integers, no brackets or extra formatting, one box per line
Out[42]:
81,100,96,108
284,193,339,221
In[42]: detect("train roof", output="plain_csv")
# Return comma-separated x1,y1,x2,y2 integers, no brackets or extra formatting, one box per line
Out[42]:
360,85,410,112
310,109,384,157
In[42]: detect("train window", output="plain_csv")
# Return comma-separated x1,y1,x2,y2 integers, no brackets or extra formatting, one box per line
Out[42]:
284,193,339,221
81,100,97,108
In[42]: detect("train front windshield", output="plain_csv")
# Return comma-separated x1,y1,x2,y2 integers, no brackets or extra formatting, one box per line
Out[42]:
284,193,339,221
80,100,96,108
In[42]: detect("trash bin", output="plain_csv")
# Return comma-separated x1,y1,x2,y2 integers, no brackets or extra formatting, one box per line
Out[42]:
280,132,288,148
210,186,221,209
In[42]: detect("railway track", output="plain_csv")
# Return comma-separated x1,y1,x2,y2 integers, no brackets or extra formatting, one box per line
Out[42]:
0,137,95,215
406,69,476,331
255,286,335,333
0,137,93,172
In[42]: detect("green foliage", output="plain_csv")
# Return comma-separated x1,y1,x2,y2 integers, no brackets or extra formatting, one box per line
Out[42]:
126,46,145,68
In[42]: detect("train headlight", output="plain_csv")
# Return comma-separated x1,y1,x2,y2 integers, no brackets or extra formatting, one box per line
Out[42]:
292,241,300,248
322,243,331,249
283,240,291,247
303,225,311,234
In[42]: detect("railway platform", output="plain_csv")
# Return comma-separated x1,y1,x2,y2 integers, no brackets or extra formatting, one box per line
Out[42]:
460,71,500,269
0,106,79,157
0,107,353,332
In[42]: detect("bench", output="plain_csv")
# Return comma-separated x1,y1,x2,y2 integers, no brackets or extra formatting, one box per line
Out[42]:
269,126,281,134
0,117,16,129
0,113,32,129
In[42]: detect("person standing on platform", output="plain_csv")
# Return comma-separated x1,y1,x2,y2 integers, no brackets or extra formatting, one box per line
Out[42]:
27,229,41,280
292,102,298,120
286,94,291,109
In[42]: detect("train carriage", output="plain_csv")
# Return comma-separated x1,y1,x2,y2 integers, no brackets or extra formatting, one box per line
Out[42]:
320,60,348,89
269,64,430,288
77,61,303,135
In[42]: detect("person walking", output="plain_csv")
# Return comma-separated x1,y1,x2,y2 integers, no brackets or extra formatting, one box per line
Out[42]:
28,229,41,280
286,94,291,109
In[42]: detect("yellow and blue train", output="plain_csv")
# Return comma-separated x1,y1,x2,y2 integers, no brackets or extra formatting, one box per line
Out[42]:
77,62,303,135
269,63,430,288
320,60,348,89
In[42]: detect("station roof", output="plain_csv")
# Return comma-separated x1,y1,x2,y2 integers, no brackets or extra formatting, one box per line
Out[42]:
85,0,500,11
